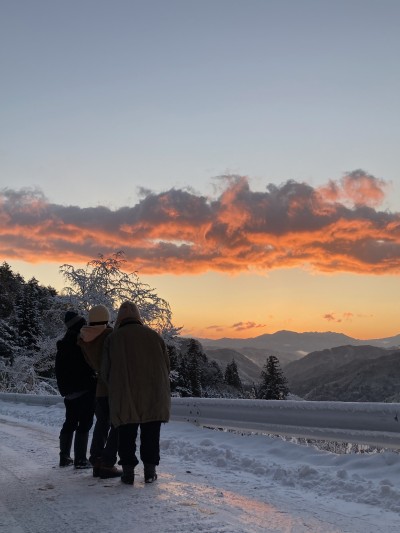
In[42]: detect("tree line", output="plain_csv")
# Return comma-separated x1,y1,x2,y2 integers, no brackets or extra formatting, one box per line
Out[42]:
0,253,289,399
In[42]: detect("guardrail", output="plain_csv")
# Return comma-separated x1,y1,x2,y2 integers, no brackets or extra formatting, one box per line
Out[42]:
1,392,400,449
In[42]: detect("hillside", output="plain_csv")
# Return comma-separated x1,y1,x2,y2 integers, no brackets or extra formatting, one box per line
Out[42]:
237,346,300,368
197,330,400,378
204,348,262,384
304,351,400,402
284,345,399,401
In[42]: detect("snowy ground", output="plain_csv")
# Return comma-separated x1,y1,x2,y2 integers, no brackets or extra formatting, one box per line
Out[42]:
1,399,400,533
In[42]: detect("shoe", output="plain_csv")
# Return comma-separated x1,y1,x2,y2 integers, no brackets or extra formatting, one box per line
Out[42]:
144,463,157,483
74,459,92,469
59,455,73,467
121,465,135,485
92,458,102,478
99,465,123,479
59,433,73,467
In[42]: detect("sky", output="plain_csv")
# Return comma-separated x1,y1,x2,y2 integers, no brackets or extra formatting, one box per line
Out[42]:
1,0,400,340
1,396,400,532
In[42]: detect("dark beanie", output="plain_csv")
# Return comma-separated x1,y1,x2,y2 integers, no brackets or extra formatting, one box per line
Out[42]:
64,310,84,329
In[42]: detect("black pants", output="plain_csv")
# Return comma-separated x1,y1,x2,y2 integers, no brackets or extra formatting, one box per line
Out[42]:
89,396,119,466
118,421,161,467
60,390,95,436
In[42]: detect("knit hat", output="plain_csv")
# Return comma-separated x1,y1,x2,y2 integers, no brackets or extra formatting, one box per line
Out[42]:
64,310,84,328
116,301,143,326
88,304,110,324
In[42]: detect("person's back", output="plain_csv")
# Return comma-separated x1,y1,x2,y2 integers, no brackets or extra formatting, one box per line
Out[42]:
56,326,96,397
55,310,96,469
102,301,171,485
77,304,121,479
104,320,170,428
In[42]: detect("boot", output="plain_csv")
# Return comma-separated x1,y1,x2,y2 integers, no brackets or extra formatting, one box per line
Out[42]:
92,457,102,478
144,463,157,483
121,465,135,485
59,433,74,467
99,463,123,479
74,432,91,469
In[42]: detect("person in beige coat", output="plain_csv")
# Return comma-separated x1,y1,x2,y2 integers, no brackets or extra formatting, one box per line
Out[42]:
102,301,171,485
78,304,121,479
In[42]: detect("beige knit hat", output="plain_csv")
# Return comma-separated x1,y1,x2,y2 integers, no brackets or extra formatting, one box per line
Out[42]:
88,304,110,324
116,301,143,326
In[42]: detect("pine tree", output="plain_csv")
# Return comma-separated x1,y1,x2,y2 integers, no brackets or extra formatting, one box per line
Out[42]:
176,356,192,397
257,355,289,400
224,358,243,391
0,262,24,320
186,339,202,397
12,278,44,352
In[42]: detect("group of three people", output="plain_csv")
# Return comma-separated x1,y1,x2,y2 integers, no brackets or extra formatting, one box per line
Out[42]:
55,301,171,485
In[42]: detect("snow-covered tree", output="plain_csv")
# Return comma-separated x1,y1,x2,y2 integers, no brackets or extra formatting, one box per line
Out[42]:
59,251,180,340
224,358,243,391
0,262,24,320
0,263,65,394
256,355,289,400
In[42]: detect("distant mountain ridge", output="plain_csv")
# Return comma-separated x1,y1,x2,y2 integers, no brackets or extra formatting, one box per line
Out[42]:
195,330,400,356
192,331,400,395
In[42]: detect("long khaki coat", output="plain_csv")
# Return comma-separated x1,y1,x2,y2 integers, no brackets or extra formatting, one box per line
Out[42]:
101,319,171,428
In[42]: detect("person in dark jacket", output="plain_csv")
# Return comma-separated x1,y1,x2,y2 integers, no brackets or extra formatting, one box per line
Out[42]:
55,310,96,469
102,301,171,486
78,304,121,479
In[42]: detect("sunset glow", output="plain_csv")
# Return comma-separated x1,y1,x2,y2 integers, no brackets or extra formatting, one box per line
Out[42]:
2,1,400,341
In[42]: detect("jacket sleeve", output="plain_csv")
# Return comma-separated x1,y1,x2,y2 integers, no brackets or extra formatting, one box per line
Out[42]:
101,335,111,386
55,339,68,397
161,338,170,373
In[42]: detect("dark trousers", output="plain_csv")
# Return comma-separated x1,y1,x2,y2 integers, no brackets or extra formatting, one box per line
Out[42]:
60,390,95,436
118,421,161,467
89,396,119,466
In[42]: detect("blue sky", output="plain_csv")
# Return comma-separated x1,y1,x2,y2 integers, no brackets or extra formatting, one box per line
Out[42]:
1,1,400,339
2,0,400,208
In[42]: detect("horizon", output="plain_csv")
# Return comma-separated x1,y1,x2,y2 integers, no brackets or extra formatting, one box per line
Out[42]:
190,329,400,342
2,1,400,341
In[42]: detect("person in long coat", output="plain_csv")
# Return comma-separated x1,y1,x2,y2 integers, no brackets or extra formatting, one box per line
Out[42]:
102,301,170,485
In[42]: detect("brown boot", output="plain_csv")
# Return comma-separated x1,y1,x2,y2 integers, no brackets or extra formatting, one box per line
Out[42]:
99,464,123,479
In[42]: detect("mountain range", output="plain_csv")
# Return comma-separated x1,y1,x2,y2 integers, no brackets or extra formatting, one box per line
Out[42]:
194,331,400,401
283,345,400,401
196,330,400,358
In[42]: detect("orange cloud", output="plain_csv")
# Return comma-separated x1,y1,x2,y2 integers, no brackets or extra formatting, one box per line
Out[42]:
323,311,357,323
318,169,388,207
1,171,400,275
232,321,267,331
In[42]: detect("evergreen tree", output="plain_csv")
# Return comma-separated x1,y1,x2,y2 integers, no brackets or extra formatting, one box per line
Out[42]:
167,344,180,394
224,358,243,391
176,356,192,397
0,319,17,361
0,262,24,320
186,339,202,397
12,278,44,352
257,355,289,400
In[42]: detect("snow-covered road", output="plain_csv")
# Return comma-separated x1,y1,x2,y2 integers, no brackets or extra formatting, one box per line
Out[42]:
1,400,400,532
